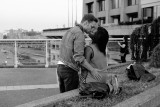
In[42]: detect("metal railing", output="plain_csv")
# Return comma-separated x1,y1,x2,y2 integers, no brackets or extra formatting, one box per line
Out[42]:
0,38,124,68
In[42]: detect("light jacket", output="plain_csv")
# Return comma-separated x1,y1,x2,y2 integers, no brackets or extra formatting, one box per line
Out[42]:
59,24,85,72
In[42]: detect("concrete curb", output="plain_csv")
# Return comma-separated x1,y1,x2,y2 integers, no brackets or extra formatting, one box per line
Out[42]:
16,83,160,107
16,89,79,107
113,83,160,107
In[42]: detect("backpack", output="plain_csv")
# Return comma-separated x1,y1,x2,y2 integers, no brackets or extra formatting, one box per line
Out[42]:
126,63,156,82
79,82,110,99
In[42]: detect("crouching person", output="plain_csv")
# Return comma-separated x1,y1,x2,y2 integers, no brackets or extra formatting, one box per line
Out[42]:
79,27,121,99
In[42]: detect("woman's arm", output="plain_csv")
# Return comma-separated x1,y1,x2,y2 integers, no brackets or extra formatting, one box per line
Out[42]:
84,46,94,63
83,46,102,80
118,42,125,48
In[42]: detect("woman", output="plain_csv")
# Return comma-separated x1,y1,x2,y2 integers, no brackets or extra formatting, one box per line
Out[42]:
118,36,129,63
81,27,120,94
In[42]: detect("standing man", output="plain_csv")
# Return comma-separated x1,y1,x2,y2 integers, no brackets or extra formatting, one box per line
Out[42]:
57,14,102,93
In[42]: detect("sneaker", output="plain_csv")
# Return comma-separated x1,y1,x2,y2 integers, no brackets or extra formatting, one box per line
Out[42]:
110,75,122,95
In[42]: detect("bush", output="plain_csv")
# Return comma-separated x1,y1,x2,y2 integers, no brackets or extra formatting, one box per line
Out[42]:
149,43,160,68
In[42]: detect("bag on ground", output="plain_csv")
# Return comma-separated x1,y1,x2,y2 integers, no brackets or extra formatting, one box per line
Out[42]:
126,63,156,82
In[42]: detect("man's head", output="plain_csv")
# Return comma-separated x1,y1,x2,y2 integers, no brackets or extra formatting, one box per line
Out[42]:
81,14,98,35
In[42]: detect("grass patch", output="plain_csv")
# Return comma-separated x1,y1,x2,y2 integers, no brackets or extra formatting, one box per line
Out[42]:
50,63,160,107
51,74,160,107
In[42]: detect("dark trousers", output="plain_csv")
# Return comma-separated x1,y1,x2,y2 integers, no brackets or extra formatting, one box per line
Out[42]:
121,54,126,63
57,64,79,93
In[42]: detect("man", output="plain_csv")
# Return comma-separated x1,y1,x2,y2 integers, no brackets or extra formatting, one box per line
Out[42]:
57,14,102,93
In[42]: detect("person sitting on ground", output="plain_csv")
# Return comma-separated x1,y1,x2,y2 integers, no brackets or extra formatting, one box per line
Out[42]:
80,27,121,94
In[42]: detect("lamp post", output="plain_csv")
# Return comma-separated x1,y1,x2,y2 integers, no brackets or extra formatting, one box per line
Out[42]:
72,0,73,27
68,0,69,27
76,0,77,24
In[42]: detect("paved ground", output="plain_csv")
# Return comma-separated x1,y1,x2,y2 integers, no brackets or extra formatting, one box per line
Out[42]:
0,68,60,107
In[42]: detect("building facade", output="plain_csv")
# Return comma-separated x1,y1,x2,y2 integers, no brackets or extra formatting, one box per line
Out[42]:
83,0,160,25
141,0,160,21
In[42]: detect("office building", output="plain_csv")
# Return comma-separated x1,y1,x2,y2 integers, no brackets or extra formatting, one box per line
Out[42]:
83,0,160,25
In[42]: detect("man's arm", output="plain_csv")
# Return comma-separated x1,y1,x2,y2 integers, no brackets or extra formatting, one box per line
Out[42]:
73,33,101,81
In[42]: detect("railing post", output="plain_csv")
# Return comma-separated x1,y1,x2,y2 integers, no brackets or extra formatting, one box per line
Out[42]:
45,40,49,68
14,40,18,68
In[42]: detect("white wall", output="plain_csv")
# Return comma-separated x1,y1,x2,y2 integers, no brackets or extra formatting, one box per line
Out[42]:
141,0,160,5
141,0,160,8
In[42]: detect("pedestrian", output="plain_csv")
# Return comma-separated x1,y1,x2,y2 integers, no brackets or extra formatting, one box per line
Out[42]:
118,36,129,63
57,14,102,93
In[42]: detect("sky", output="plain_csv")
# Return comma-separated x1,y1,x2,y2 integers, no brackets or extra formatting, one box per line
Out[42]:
0,0,83,33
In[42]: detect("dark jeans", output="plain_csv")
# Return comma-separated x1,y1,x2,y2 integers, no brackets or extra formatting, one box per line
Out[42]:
57,64,79,93
121,53,126,63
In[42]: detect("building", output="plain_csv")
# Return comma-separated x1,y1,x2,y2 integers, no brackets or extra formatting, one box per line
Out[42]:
0,33,3,39
141,0,160,21
83,0,160,36
83,0,160,25
42,28,71,39
42,28,70,64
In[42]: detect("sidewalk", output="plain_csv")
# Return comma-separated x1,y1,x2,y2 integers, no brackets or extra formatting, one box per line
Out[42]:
0,68,60,107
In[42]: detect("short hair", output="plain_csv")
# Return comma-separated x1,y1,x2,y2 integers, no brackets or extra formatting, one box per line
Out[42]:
81,14,98,23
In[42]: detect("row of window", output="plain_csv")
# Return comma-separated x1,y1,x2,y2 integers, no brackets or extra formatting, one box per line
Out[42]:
87,0,139,13
89,7,155,25
52,54,59,60
52,44,60,50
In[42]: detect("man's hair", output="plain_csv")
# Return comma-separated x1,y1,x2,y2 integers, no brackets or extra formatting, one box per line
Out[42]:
81,14,98,23
92,27,109,56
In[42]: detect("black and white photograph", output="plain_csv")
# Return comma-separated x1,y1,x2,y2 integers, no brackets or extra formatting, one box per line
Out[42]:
0,0,160,107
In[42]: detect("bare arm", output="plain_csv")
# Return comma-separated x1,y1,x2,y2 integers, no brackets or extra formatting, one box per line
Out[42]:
82,46,102,81
73,32,101,81
118,42,125,48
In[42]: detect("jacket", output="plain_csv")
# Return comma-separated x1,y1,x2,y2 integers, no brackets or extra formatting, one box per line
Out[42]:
59,24,85,72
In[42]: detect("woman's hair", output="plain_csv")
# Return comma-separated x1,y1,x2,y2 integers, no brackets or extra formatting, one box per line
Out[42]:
92,27,109,55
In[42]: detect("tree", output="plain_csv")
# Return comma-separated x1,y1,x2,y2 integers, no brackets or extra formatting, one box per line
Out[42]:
149,43,160,68
3,35,7,39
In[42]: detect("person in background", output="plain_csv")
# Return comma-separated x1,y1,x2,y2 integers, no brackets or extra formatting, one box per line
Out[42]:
57,14,102,93
118,36,129,63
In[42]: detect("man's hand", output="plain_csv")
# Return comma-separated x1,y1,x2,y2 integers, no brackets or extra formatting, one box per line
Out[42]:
90,68,102,81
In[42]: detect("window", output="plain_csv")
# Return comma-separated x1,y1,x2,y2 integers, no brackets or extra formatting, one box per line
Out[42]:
99,17,106,25
127,12,138,22
57,55,60,60
128,0,132,6
143,7,153,18
98,0,105,11
52,45,55,49
52,55,55,60
87,2,93,13
56,45,60,50
142,7,153,23
128,0,138,6
112,0,120,9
